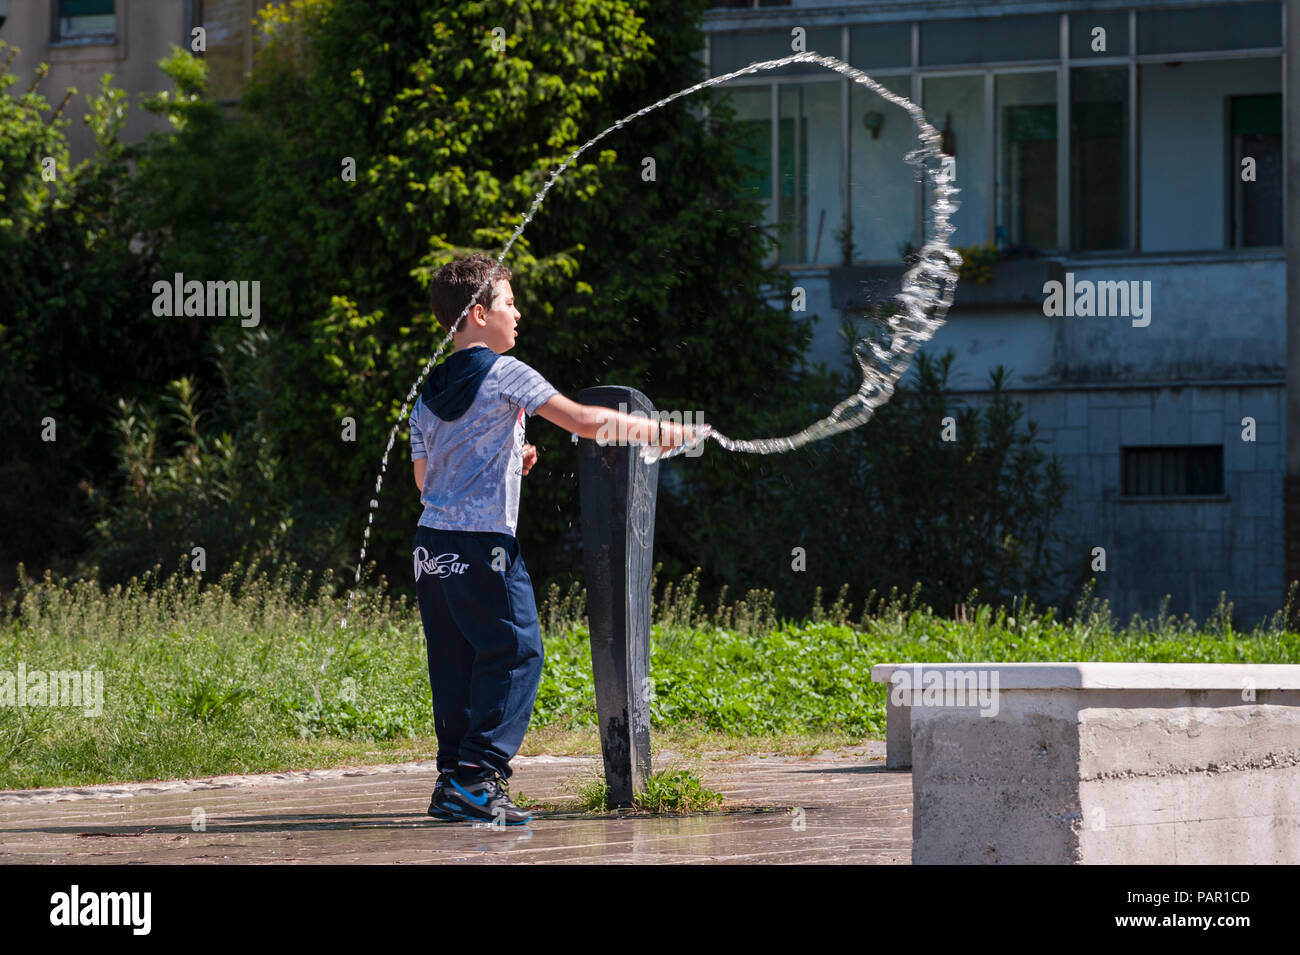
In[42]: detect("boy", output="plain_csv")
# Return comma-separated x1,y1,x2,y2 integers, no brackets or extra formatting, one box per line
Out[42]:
411,253,697,825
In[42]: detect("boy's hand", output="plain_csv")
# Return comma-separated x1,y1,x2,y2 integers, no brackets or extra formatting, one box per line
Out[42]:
658,423,703,456
522,442,538,476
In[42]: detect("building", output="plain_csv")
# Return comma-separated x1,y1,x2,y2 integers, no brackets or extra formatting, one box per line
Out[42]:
705,0,1286,626
0,1,277,163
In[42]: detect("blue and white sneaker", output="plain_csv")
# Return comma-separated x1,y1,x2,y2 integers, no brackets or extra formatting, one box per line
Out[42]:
433,771,532,826
427,772,457,820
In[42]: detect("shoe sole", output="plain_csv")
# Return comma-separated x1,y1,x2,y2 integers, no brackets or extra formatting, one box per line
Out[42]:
439,801,532,826
428,787,453,819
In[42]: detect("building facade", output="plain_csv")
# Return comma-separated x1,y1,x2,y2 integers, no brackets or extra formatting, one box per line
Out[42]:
706,0,1286,626
0,1,277,163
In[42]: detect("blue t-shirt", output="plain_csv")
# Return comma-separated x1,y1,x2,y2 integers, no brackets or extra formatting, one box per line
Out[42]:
410,345,559,535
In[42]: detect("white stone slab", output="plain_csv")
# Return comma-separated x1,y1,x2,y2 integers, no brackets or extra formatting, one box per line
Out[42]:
871,661,1300,690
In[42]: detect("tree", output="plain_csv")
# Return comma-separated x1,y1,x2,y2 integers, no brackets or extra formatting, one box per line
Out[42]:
767,308,1081,617
118,0,813,596
0,46,193,582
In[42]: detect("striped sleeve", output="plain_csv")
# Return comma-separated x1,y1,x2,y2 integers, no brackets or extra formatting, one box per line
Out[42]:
409,401,427,460
496,357,560,416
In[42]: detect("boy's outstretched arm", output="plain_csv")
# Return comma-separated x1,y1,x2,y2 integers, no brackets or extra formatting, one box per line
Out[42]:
535,394,698,452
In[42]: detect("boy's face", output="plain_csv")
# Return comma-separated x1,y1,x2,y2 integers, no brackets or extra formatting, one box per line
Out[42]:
467,279,520,354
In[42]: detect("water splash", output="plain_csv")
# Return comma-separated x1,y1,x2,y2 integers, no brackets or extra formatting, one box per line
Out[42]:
336,51,959,631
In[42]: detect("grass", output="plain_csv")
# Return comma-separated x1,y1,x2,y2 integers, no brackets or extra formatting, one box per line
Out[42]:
567,767,724,814
2,559,1299,790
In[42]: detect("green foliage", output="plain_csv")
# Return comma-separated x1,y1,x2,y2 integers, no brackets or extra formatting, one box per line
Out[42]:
0,44,179,575
955,241,1000,283
681,305,1080,620
3,1,1070,631
573,775,611,812
92,0,811,602
570,767,723,813
3,563,1297,790
173,678,255,723
79,332,301,585
635,768,724,813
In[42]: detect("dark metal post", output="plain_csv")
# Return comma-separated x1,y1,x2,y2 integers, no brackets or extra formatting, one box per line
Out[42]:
1285,0,1300,620
577,386,657,808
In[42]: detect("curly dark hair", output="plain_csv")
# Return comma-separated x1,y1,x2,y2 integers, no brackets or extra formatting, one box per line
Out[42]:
428,253,512,334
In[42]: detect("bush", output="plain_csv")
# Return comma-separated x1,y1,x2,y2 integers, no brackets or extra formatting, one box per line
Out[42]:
697,305,1081,619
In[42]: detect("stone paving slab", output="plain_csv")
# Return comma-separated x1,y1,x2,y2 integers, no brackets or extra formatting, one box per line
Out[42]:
0,743,911,864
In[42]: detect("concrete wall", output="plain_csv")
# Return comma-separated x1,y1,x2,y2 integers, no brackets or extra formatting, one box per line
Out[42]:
909,683,1300,864
786,254,1286,627
1,0,191,165
927,256,1286,390
1014,383,1284,627
1078,691,1300,864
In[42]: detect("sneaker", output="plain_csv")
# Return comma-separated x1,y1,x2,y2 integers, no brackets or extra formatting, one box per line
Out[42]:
434,771,532,826
427,772,457,820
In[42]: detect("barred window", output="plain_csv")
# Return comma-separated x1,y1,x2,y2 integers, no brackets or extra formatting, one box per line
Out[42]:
1122,446,1224,497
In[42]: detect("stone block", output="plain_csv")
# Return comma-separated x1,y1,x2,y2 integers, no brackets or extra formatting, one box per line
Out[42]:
1190,410,1223,445
1119,406,1152,446
1066,392,1089,428
1150,402,1191,446
1225,438,1257,472
1089,408,1118,455
872,663,1300,864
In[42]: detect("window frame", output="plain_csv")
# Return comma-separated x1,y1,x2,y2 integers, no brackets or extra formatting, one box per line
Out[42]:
1120,444,1227,499
50,0,117,45
705,4,1284,268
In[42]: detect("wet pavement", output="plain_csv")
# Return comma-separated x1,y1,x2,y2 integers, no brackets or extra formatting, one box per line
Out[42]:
0,744,911,864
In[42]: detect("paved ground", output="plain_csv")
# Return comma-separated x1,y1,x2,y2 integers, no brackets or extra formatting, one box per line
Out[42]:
0,743,911,864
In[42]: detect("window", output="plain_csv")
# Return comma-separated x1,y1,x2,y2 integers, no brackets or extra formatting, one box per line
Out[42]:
708,4,1285,265
1138,3,1280,55
728,85,773,208
778,83,841,265
849,74,913,261
710,27,840,77
1070,13,1129,58
717,76,845,266
923,75,988,248
199,0,251,102
55,0,114,40
196,1,283,103
921,15,1057,67
1229,93,1282,247
1122,446,1224,497
996,72,1057,252
849,22,911,70
1071,68,1129,251
1140,57,1281,252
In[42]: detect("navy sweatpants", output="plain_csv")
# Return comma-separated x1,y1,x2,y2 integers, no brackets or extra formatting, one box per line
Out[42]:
412,526,544,781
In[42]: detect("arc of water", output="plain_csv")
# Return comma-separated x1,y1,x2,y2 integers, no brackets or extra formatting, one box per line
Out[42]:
336,51,959,632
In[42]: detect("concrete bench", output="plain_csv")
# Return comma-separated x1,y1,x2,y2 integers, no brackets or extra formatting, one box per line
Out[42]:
870,662,1300,864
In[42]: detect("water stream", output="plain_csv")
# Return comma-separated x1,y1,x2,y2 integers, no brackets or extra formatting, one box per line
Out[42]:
334,51,960,641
